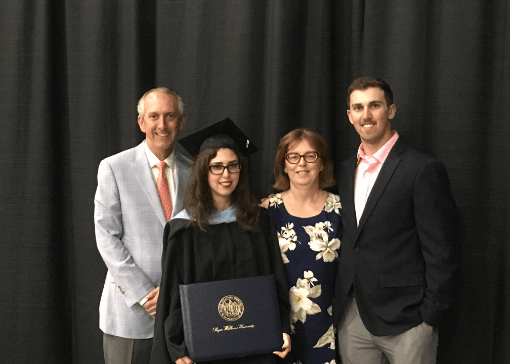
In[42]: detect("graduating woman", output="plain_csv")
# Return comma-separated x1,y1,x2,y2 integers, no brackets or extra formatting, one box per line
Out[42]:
150,119,291,364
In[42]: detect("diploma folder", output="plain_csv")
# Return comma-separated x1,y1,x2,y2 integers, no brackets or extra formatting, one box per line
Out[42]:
179,274,283,362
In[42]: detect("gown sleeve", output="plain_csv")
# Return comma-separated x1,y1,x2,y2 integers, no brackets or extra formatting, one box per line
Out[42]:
150,221,190,364
260,209,291,334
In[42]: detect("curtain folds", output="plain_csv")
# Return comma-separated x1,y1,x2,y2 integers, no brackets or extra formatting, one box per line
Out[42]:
0,0,508,362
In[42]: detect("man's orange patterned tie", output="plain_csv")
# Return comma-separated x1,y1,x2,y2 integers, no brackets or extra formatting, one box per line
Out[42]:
156,161,172,221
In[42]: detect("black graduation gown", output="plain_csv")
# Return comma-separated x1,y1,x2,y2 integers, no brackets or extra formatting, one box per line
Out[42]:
150,209,291,364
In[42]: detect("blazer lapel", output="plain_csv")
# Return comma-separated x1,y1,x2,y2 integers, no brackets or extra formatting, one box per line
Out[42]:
356,140,405,235
132,143,167,226
342,156,359,234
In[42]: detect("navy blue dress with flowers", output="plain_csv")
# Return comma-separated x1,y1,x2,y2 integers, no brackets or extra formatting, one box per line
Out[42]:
268,193,341,364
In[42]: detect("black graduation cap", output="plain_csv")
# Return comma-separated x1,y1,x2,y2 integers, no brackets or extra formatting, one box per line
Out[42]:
178,117,258,157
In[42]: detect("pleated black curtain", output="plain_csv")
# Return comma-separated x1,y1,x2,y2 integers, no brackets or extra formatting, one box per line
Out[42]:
0,0,508,363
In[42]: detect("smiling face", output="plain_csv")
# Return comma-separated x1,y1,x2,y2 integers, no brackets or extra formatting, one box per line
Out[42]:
138,90,186,160
347,87,396,156
208,148,240,210
284,139,322,189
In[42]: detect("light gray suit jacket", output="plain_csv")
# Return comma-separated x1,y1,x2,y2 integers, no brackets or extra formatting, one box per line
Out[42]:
94,141,193,339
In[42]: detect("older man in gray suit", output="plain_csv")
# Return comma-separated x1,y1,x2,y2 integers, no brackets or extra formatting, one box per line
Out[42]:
94,88,193,364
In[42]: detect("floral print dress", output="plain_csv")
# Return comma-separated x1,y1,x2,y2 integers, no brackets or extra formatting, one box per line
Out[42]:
268,192,341,364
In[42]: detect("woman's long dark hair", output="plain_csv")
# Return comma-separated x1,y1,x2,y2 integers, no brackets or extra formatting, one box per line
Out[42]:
183,146,260,232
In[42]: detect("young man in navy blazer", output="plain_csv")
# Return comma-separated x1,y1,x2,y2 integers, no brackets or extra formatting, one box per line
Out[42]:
333,77,459,364
95,88,193,364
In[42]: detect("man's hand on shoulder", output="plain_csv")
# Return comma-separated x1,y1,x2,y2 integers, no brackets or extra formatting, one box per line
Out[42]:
259,194,276,209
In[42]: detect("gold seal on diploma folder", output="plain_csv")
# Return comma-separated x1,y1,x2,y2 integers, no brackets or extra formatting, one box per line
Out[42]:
218,295,244,321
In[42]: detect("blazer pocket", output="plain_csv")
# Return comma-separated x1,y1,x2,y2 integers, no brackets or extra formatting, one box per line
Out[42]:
380,274,425,287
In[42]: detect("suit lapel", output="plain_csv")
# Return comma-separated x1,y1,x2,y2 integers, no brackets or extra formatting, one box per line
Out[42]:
342,155,359,234
132,143,167,226
356,140,405,236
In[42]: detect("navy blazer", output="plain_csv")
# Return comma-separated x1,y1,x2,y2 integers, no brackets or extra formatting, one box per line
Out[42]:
333,139,459,336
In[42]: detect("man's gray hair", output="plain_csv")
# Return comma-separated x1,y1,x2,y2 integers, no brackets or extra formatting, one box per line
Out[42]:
137,87,185,117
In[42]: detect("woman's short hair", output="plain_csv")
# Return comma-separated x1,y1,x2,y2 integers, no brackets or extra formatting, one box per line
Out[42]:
184,147,260,232
272,128,335,191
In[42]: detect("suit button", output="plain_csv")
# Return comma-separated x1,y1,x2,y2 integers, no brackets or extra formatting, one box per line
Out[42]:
355,247,360,252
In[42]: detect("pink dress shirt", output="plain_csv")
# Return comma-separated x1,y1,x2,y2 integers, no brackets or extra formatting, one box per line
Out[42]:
354,132,399,225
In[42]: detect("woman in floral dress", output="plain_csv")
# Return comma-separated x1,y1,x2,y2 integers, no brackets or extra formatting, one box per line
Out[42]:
262,128,341,364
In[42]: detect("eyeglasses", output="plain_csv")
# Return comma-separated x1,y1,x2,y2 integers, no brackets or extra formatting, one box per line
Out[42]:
209,163,242,175
285,152,320,164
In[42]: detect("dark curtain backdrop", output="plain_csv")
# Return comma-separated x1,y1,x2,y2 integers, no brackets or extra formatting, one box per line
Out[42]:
0,0,508,363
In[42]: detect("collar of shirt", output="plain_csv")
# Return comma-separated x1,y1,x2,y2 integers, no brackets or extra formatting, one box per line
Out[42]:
357,131,399,168
143,140,176,171
353,132,399,225
174,205,238,225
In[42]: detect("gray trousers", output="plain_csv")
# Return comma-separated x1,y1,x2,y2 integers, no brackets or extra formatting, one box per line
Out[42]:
337,299,438,364
103,333,153,364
